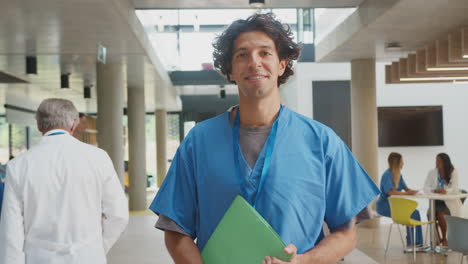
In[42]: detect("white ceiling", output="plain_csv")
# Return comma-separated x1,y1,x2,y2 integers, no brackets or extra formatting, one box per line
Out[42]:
0,0,165,113
0,0,369,114
316,0,468,62
132,0,366,9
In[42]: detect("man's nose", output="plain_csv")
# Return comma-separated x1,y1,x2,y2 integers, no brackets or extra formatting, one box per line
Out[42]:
247,53,262,69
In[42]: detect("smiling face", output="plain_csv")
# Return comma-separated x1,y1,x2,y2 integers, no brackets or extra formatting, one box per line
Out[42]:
436,156,443,170
229,31,287,101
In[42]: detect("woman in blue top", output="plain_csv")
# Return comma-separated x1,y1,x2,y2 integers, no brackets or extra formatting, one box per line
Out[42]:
377,152,423,247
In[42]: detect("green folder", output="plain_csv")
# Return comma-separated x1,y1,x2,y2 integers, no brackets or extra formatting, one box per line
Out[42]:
201,195,293,264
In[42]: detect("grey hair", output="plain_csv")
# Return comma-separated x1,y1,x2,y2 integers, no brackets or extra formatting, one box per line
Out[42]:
35,98,79,132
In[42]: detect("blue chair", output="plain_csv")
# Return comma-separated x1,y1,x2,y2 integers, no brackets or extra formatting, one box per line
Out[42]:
446,215,468,264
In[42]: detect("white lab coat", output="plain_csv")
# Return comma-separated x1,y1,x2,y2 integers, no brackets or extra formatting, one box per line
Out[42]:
423,168,462,217
0,130,129,264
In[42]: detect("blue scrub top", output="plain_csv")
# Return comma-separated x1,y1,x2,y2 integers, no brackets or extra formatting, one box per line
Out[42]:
150,106,380,254
0,180,3,216
0,164,6,181
376,169,408,217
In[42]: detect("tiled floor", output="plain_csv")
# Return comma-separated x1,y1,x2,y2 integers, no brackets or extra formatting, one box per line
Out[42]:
107,215,465,264
357,218,465,264
107,215,172,264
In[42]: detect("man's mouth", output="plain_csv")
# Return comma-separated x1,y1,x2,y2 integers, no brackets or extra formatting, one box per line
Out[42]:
245,75,268,80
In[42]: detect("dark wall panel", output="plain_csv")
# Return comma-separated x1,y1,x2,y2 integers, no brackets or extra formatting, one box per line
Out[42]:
312,81,351,148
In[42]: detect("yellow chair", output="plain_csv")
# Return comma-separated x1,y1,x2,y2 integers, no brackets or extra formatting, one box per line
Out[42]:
385,197,435,262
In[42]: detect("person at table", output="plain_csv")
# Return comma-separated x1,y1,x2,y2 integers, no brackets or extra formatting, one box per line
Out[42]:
423,153,461,246
377,152,423,247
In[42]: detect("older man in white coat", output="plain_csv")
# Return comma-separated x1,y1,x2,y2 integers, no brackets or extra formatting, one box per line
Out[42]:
0,98,129,264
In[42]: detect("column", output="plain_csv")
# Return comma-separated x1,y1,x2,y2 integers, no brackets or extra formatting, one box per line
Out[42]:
156,109,167,187
127,61,147,210
351,59,379,226
96,62,125,185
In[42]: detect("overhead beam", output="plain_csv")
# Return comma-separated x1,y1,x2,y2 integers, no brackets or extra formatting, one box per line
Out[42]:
448,29,468,63
462,27,468,58
426,42,437,69
399,58,408,79
169,70,230,86
386,59,468,84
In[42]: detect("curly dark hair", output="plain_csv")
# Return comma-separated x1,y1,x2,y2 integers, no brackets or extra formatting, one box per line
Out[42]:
212,12,301,87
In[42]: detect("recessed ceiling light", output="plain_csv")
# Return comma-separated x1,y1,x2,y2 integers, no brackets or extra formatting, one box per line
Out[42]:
385,42,402,51
249,0,265,8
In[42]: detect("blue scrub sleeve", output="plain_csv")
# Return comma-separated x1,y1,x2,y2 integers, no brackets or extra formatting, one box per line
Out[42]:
399,176,408,190
323,130,380,230
149,137,198,238
381,171,394,195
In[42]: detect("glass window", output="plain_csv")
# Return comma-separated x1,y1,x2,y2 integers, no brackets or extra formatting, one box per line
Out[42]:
0,118,9,162
179,31,217,70
11,124,27,157
145,114,156,180
136,8,299,71
28,126,43,147
167,113,180,162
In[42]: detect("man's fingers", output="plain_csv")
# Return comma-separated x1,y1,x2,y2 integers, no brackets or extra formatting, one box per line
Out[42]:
271,257,286,264
265,245,298,264
284,243,298,255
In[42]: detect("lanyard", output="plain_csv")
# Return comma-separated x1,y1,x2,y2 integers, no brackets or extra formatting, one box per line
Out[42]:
48,132,66,136
437,170,445,188
232,106,282,208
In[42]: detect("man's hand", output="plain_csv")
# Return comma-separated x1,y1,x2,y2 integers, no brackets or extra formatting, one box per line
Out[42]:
262,244,303,264
264,225,357,264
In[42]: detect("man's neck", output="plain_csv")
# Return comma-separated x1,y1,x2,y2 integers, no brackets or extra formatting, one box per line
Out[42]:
237,93,281,127
42,128,71,136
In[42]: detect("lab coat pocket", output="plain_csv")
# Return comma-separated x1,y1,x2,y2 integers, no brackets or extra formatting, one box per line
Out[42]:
24,236,106,264
25,240,72,264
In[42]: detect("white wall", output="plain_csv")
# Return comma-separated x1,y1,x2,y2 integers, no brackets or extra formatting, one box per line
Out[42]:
281,62,351,118
376,62,468,192
282,61,468,193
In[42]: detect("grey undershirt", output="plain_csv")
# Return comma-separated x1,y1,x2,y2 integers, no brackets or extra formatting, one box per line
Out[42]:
155,108,371,236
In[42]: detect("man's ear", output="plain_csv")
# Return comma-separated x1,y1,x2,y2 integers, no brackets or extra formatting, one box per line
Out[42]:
278,60,287,76
69,119,79,134
36,121,44,135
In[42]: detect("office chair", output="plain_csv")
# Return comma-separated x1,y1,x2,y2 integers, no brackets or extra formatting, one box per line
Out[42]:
447,215,468,264
386,197,435,262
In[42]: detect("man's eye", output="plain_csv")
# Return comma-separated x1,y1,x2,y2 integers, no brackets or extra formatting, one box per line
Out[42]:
237,53,247,58
261,51,271,56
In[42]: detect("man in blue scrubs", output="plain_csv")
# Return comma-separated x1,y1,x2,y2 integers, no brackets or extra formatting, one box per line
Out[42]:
150,13,380,263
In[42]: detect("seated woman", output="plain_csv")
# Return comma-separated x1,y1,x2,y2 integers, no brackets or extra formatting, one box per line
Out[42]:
424,153,461,246
377,152,423,247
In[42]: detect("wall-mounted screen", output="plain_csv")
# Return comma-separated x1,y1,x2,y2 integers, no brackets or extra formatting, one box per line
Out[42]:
378,106,443,147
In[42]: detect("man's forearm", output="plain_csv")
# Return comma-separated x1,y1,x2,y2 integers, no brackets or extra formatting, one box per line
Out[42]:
164,230,203,264
301,226,357,264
